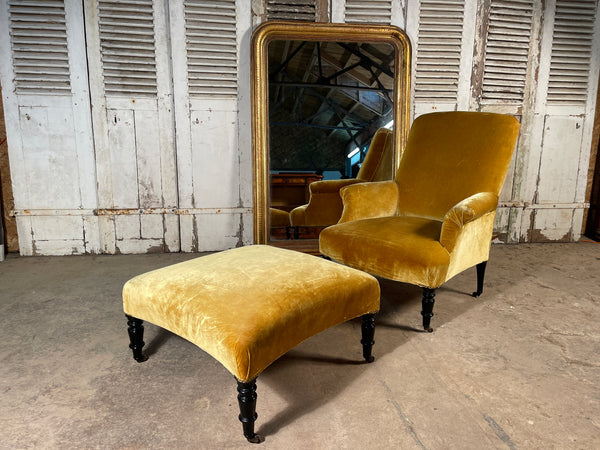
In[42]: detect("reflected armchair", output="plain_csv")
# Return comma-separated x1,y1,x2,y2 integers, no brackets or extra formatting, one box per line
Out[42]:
319,112,520,331
290,127,394,227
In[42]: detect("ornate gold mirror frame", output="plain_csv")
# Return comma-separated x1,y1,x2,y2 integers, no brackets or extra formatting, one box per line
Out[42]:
251,21,411,252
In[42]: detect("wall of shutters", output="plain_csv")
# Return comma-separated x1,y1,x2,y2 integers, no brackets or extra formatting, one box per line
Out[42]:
0,0,598,255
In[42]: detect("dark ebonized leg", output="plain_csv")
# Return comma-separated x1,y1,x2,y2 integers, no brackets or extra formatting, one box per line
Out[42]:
421,288,436,332
472,261,487,297
361,314,376,363
237,379,263,443
126,315,148,362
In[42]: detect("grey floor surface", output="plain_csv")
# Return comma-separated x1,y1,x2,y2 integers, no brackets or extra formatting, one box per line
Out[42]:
0,242,599,449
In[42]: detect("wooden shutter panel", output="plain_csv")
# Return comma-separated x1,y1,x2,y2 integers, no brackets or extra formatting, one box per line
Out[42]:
481,0,534,104
98,0,157,96
547,0,597,105
185,0,237,97
414,0,465,102
345,0,392,23
266,0,317,21
8,0,71,94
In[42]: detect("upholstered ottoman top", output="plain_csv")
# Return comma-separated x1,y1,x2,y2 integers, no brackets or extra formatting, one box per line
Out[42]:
123,245,380,382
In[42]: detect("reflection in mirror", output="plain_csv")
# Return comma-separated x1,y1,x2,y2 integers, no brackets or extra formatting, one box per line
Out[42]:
251,21,411,253
268,40,395,241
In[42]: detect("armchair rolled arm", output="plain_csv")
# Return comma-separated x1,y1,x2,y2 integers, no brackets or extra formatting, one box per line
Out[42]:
440,192,499,252
338,180,399,223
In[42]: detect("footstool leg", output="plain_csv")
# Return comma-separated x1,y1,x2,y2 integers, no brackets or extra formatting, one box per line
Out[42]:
421,288,436,333
361,314,376,363
236,379,262,443
126,315,148,362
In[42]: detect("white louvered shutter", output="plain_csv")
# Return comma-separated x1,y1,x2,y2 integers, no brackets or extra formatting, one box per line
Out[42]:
414,1,465,103
98,0,157,96
481,0,534,105
185,0,237,97
1,0,97,255
547,0,597,105
266,0,317,21
8,0,71,94
528,0,599,244
85,0,179,254
345,0,392,23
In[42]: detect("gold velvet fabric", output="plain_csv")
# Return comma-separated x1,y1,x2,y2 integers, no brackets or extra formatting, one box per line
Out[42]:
290,127,394,227
123,245,380,382
270,207,291,228
338,180,399,223
320,111,520,289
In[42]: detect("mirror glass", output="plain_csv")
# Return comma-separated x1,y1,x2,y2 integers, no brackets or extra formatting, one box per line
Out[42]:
252,22,411,253
269,40,394,240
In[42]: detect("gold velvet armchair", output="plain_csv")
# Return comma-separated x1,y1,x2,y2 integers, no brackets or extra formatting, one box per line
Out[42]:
289,127,394,227
319,111,521,331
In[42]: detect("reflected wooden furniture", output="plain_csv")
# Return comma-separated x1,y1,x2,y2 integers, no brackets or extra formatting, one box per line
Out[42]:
270,172,323,212
123,245,380,443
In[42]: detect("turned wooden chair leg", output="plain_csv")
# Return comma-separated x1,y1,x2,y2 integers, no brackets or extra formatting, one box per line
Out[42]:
472,261,487,297
421,288,436,332
237,379,263,444
126,315,148,362
361,314,376,363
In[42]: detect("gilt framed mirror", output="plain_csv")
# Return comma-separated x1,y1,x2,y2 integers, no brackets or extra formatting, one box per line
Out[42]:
251,21,411,253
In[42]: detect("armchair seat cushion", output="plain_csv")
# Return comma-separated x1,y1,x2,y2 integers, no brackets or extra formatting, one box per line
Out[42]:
320,216,451,288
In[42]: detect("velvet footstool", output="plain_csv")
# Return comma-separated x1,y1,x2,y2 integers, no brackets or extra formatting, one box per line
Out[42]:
122,245,380,443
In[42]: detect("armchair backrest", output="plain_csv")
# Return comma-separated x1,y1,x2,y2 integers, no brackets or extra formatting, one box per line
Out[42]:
395,111,520,220
356,127,394,182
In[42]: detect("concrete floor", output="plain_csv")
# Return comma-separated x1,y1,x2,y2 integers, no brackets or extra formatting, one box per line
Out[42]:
0,243,599,449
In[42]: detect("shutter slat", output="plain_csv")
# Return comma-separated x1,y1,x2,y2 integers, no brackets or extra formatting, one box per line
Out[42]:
548,0,597,104
99,0,157,97
266,0,316,21
185,0,237,97
8,0,71,94
481,0,533,103
415,1,464,101
345,0,392,24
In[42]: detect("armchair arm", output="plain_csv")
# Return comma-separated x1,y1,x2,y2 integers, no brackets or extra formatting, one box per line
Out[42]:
309,178,362,194
439,192,499,252
290,179,363,226
338,180,399,223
